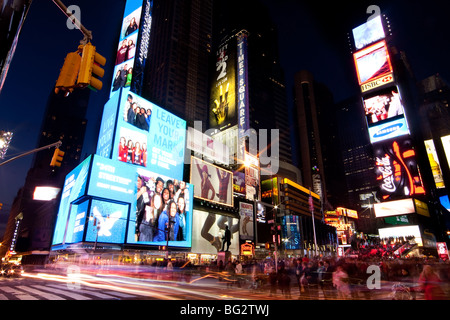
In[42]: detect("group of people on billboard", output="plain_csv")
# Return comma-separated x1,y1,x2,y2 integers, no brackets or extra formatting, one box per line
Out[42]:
118,136,147,167
135,174,190,243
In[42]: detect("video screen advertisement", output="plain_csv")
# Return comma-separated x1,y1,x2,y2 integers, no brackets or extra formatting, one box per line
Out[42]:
112,88,186,181
352,14,385,51
190,156,233,207
52,155,193,248
353,40,394,93
374,137,425,201
209,36,237,132
110,0,153,98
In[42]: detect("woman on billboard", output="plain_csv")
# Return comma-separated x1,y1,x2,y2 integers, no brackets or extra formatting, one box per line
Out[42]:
195,160,216,200
176,195,187,241
154,200,179,242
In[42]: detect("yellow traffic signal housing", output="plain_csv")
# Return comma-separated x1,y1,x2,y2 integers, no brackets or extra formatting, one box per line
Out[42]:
50,148,65,167
77,42,106,91
55,52,81,94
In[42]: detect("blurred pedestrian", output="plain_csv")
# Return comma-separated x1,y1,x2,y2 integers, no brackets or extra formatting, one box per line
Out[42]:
333,265,351,299
419,265,446,300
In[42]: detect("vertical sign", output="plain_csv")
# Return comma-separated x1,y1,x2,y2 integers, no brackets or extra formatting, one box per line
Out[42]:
237,31,250,161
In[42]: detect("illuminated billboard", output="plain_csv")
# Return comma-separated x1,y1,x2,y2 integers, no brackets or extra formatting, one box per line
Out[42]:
441,134,450,173
352,15,385,50
33,187,61,201
368,117,410,144
336,207,358,219
374,138,425,200
239,202,254,241
209,36,237,131
190,156,233,207
110,0,153,98
363,87,405,126
373,198,415,218
111,88,186,181
52,154,193,248
424,139,445,189
191,209,239,255
378,225,423,246
353,40,394,93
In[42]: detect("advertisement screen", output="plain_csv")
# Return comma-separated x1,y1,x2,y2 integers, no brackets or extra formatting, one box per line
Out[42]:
190,156,233,207
424,139,445,189
126,167,193,247
281,215,301,250
363,87,405,126
110,0,143,97
85,199,129,244
378,225,423,246
441,135,450,174
353,40,393,92
373,198,415,218
113,89,186,180
191,210,239,255
52,156,91,245
209,37,237,131
96,91,120,158
374,138,426,200
352,15,385,50
239,202,254,241
368,117,410,144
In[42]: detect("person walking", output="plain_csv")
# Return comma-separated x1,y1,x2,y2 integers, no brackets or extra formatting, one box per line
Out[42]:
419,265,446,300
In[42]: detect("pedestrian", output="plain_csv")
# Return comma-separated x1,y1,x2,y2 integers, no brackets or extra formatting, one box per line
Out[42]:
333,265,351,299
419,265,446,300
269,270,278,297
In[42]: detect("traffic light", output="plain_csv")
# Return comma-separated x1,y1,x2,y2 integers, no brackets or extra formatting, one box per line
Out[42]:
55,51,81,95
0,203,3,210
77,42,106,91
50,148,65,167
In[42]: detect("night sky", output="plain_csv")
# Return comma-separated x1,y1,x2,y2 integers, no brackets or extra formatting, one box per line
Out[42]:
1,0,449,237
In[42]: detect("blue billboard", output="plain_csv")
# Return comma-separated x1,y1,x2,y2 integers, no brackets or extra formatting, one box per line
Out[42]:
368,117,410,144
52,154,193,248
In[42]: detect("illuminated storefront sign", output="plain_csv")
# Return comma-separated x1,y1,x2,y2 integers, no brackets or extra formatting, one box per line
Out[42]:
336,207,358,219
437,242,449,260
374,138,425,200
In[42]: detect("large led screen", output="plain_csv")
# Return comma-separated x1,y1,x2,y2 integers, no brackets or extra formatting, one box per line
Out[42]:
110,0,143,98
85,200,129,244
191,210,239,255
424,139,445,189
352,15,385,50
52,156,91,245
239,202,254,241
113,88,186,181
378,225,423,246
368,117,410,144
373,198,415,218
190,156,233,207
353,40,394,93
96,92,120,158
209,37,237,131
126,167,193,248
363,87,405,126
374,138,425,200
441,135,450,173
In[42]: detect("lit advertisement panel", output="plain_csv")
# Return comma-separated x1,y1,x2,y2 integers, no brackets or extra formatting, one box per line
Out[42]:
353,40,394,93
114,89,186,181
281,215,301,250
190,156,233,207
236,32,250,155
87,155,136,203
336,207,358,219
363,87,405,126
424,139,445,188
352,15,385,50
52,156,91,245
209,37,237,131
440,135,450,172
440,195,450,212
96,91,121,158
110,0,143,97
126,167,193,247
239,202,254,241
373,198,415,218
85,200,128,244
374,138,425,200
66,200,89,244
368,117,410,144
33,187,60,201
378,225,423,246
191,209,239,255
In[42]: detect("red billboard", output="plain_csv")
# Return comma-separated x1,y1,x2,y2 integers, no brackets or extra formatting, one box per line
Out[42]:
353,40,394,93
374,138,425,200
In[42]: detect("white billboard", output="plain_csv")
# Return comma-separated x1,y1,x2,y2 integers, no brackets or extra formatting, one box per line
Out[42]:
374,198,415,218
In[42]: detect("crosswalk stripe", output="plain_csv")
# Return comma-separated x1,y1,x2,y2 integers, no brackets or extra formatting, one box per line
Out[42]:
32,285,92,300
17,286,66,300
48,284,123,299
0,286,40,300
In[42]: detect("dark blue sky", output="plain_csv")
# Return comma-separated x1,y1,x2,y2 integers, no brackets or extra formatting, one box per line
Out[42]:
1,0,449,237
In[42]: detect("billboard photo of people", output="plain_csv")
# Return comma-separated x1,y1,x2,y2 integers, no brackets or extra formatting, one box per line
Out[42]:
363,87,405,126
117,127,147,167
190,156,233,207
129,168,193,247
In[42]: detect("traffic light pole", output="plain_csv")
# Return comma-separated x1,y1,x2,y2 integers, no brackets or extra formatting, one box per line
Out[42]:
0,141,62,167
52,0,92,44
